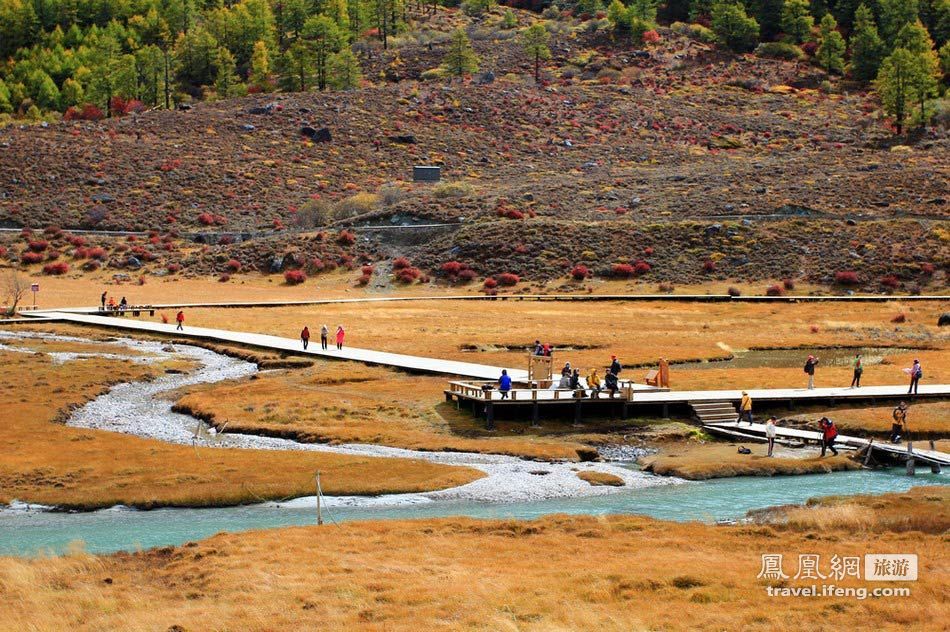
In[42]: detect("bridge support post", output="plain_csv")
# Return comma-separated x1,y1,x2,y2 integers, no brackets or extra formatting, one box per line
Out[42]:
531,402,540,428
661,403,669,419
906,442,915,476
486,402,495,431
863,439,874,466
929,440,941,473
573,400,582,427
622,403,628,420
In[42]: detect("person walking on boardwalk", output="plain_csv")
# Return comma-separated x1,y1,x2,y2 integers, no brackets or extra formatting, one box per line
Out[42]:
609,355,622,377
498,369,512,400
738,391,753,425
850,353,863,388
587,368,601,398
335,325,345,350
765,417,777,457
300,326,310,350
907,359,922,395
891,401,908,443
804,355,819,389
819,417,838,457
175,310,185,331
100,291,107,310
320,324,329,350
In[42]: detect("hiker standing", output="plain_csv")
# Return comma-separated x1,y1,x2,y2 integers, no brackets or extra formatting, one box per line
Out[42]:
335,325,345,350
533,340,543,355
300,326,310,350
609,355,622,377
819,417,839,457
100,291,107,310
320,324,329,350
765,417,777,457
850,354,863,388
175,310,185,331
738,391,753,425
498,369,512,400
119,297,128,313
804,355,819,389
907,359,922,395
891,401,908,443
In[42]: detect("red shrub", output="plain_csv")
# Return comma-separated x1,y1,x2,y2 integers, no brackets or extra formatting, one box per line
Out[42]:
457,269,477,283
642,29,661,43
611,263,635,278
218,235,235,246
88,247,107,260
28,240,49,252
703,259,716,272
891,313,906,323
880,275,900,289
357,274,371,286
67,236,87,247
834,271,860,285
727,287,742,297
218,274,231,283
284,269,307,285
483,277,498,289
0,246,6,258
63,103,104,121
361,265,374,276
765,284,786,296
571,264,589,281
395,267,421,284
110,96,145,116
43,226,62,236
643,247,654,255
197,212,215,226
337,230,355,246
393,257,412,270
440,261,463,276
42,262,69,275
497,272,520,287
633,260,651,275
20,251,44,264
801,41,817,56
46,250,60,260
919,263,935,276
782,278,795,290
167,263,181,273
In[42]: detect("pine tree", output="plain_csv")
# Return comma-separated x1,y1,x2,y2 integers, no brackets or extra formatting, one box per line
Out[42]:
850,4,885,81
816,13,846,72
521,23,551,83
781,0,815,44
328,47,362,89
441,28,479,77
711,1,760,52
0,79,12,114
894,22,940,123
60,77,84,107
277,40,314,92
879,0,919,46
326,0,351,34
214,46,242,98
250,40,272,90
875,47,919,132
302,15,343,90
757,0,785,40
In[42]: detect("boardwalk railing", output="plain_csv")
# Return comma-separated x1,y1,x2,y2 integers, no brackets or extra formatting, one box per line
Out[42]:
445,380,642,402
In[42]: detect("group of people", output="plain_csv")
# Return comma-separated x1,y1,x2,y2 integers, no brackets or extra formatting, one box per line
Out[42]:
300,325,345,351
498,354,624,400
100,292,129,313
755,416,838,458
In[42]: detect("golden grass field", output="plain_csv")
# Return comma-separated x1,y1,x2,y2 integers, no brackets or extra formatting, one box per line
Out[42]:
0,342,481,510
643,443,862,480
0,486,945,631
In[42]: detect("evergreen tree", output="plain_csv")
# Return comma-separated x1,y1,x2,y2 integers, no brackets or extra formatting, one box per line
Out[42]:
781,0,815,43
32,70,60,110
940,39,950,74
326,0,351,33
441,28,479,77
60,76,84,107
328,47,361,89
629,0,658,20
302,15,342,90
850,3,886,80
214,46,242,98
879,0,919,46
174,26,220,89
757,0,785,40
816,13,846,72
0,79,13,114
875,46,928,132
521,22,551,83
711,1,760,52
277,40,314,91
249,39,272,90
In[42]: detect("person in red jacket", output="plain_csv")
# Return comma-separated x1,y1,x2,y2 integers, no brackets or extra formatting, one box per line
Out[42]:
335,325,345,350
819,417,838,457
175,310,184,331
300,326,310,350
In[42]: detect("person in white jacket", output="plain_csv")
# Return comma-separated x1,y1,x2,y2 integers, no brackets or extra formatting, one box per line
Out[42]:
765,417,777,457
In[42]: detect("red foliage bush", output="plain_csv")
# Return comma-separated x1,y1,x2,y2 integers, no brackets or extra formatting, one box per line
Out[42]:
110,97,145,117
226,259,242,273
393,257,412,270
0,246,6,258
571,264,589,281
801,41,817,56
891,313,907,323
361,265,374,276
765,284,786,296
63,103,104,121
440,261,464,276
880,275,900,289
42,262,69,275
167,263,181,273
642,30,661,43
218,274,231,283
20,251,44,264
218,235,235,246
834,271,860,285
782,278,795,290
43,226,62,236
28,240,49,252
88,247,107,260
357,274,371,286
67,236,86,247
483,277,498,289
497,272,520,286
703,259,716,272
643,247,654,256
458,268,477,283
395,267,421,284
337,230,356,245
46,250,60,260
633,260,651,275
197,213,215,226
611,263,635,278
284,269,307,285
919,263,935,275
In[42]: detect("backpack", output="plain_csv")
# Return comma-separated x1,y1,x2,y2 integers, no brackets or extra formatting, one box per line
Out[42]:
914,366,923,378
803,361,810,373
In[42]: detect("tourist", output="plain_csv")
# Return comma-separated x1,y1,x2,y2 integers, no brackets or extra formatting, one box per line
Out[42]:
765,417,777,457
907,359,922,395
107,296,117,311
542,343,552,356
175,310,184,331
604,370,619,397
119,297,128,313
587,368,602,398
819,417,838,457
891,402,908,443
498,369,512,400
335,325,345,350
609,355,622,376
804,355,819,389
100,291,107,310
570,368,581,390
300,326,310,350
320,324,329,350
738,390,753,425
850,353,863,388
533,340,543,355
558,371,571,389
561,362,572,378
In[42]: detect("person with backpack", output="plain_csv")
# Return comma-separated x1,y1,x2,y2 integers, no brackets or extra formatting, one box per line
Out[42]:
804,355,819,389
300,326,310,350
908,360,922,395
175,310,185,331
738,391,753,425
819,417,838,457
320,324,329,350
891,402,908,443
609,355,622,377
850,353,863,388
533,340,544,356
498,369,512,400
765,417,778,457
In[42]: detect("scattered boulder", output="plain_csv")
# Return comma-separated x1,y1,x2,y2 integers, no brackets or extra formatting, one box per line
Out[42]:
389,134,416,144
938,314,950,327
300,126,331,142
91,193,115,203
474,70,495,85
248,102,280,115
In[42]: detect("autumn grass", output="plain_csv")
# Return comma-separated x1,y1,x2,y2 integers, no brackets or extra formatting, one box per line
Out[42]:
577,471,625,486
0,488,946,631
642,443,861,480
0,346,481,510
790,400,950,437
